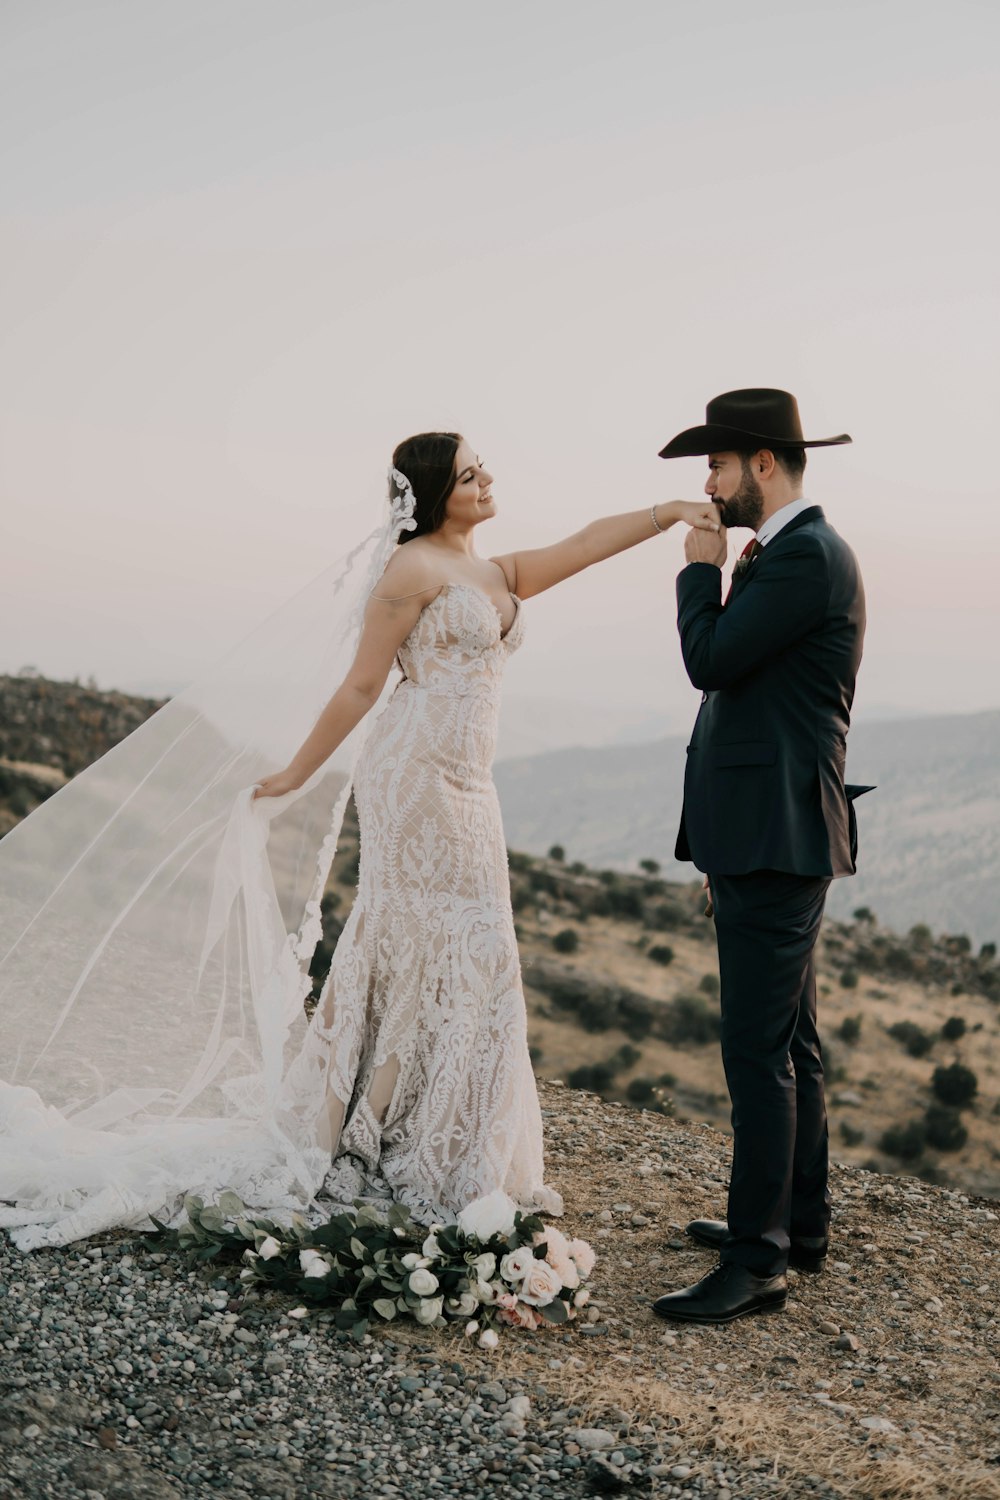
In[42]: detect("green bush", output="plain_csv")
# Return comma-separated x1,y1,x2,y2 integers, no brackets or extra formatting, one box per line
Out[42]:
924,1104,967,1152
699,972,720,997
638,858,661,875
646,900,686,930
979,941,997,961
838,1014,863,1044
888,1020,934,1058
548,844,565,862
567,1063,615,1094
647,945,674,967
625,1076,656,1105
909,923,933,950
614,1043,642,1070
839,967,859,989
552,928,580,954
658,994,720,1047
880,1120,926,1160
941,1015,967,1041
931,1062,978,1108
839,1122,864,1146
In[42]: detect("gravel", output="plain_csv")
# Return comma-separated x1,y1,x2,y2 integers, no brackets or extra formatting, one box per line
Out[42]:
2,1078,998,1498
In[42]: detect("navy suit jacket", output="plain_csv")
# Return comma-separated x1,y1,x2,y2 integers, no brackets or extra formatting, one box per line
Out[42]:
675,506,869,878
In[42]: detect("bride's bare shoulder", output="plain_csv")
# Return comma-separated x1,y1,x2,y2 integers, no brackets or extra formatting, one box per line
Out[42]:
371,543,444,602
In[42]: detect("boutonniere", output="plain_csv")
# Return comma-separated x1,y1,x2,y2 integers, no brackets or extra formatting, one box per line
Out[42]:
732,540,763,580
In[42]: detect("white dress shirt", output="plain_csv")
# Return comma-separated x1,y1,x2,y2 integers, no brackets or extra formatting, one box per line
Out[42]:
756,497,815,547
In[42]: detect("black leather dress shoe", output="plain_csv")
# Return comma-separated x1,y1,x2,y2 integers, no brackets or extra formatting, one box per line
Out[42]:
652,1263,787,1324
686,1218,828,1274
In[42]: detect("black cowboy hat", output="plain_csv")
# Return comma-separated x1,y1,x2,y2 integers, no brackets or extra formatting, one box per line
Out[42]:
658,388,851,459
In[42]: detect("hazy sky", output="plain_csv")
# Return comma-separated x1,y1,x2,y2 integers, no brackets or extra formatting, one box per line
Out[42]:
2,0,998,733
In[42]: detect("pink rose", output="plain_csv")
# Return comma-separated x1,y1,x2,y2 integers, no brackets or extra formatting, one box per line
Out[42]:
495,1290,518,1312
568,1238,596,1278
518,1257,562,1307
498,1302,541,1330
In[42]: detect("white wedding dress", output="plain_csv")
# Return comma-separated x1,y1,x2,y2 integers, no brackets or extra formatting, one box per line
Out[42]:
292,582,559,1219
0,577,560,1248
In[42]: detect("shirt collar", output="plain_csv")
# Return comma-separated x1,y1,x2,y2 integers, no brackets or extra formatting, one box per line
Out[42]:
756,497,814,547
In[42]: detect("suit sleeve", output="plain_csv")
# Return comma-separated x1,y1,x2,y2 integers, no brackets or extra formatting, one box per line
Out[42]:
676,537,830,691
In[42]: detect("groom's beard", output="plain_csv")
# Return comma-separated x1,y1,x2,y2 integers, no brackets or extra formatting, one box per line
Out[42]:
718,460,765,531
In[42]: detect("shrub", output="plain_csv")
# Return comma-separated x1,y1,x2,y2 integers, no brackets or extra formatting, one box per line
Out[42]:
530,868,561,896
979,941,997,960
639,858,661,874
552,928,579,954
646,900,686,930
657,1070,677,1088
527,1045,544,1068
931,1062,978,1108
924,1104,968,1152
853,906,875,924
604,885,644,920
839,967,859,989
647,945,674,967
614,1043,642,1071
699,972,720,997
626,1076,656,1105
944,933,972,955
548,844,565,863
659,994,720,1047
888,1020,934,1058
567,1063,615,1094
909,923,933,950
941,1015,967,1042
839,1122,864,1146
880,1120,926,1160
838,1014,863,1045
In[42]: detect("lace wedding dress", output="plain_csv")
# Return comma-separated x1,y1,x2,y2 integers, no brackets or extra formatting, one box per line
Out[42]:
297,581,561,1222
0,576,560,1249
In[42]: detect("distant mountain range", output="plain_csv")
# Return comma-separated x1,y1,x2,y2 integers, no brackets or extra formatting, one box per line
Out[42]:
495,709,1000,947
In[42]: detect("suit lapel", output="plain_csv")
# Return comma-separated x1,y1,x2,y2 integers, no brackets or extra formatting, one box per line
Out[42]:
724,506,826,604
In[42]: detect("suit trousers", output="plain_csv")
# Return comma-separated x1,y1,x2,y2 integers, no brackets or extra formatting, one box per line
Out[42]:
709,869,832,1277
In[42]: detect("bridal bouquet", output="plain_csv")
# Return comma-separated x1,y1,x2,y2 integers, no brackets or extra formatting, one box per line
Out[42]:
153,1189,595,1345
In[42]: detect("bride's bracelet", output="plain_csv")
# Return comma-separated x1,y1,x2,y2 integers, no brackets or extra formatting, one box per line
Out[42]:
650,504,665,535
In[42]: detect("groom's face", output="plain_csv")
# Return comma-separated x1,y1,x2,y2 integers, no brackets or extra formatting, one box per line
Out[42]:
705,452,765,532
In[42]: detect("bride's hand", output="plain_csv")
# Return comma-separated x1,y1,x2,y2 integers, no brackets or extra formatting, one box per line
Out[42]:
252,769,303,800
670,501,722,532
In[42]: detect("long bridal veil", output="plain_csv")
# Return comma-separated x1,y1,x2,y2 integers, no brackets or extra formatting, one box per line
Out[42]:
0,479,416,1251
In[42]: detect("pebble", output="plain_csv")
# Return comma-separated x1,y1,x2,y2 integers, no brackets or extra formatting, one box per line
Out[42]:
566,1427,616,1450
836,1333,859,1351
817,1320,840,1336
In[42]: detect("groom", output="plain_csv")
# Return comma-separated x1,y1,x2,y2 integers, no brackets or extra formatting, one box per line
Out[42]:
652,389,870,1324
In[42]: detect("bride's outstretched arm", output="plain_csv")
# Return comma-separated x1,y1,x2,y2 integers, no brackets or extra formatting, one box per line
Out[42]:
491,500,720,600
254,556,443,799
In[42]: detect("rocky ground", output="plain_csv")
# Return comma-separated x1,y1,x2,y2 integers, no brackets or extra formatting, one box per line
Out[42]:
2,1082,998,1500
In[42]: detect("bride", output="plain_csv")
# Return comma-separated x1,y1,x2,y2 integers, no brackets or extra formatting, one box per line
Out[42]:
0,430,718,1249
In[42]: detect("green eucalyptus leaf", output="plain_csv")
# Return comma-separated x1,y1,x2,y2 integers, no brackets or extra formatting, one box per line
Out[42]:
217,1190,244,1218
373,1298,397,1321
540,1299,569,1324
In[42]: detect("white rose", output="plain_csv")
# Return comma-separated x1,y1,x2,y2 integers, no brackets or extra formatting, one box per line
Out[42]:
299,1249,324,1272
518,1258,563,1307
422,1233,441,1259
499,1246,535,1284
400,1252,430,1270
474,1278,497,1305
465,1319,480,1337
478,1328,499,1350
408,1268,440,1297
239,1268,256,1282
303,1260,329,1279
469,1252,497,1282
573,1288,591,1308
457,1190,518,1242
414,1295,444,1326
258,1236,282,1260
447,1291,478,1318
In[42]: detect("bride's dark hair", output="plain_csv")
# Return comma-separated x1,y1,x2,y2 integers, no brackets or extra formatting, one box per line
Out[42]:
392,432,463,544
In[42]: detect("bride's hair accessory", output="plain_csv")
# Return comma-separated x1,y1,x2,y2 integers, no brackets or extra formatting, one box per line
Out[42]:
388,466,419,537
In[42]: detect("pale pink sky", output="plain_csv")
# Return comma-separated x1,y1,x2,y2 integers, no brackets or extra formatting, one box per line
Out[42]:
2,0,998,736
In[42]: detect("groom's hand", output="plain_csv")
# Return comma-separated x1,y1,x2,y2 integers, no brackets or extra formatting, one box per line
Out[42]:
685,522,728,568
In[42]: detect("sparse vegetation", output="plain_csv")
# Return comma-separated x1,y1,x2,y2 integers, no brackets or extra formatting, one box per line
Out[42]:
838,1014,863,1045
941,1015,966,1041
646,945,674,967
880,1119,926,1160
924,1103,968,1152
551,928,579,954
